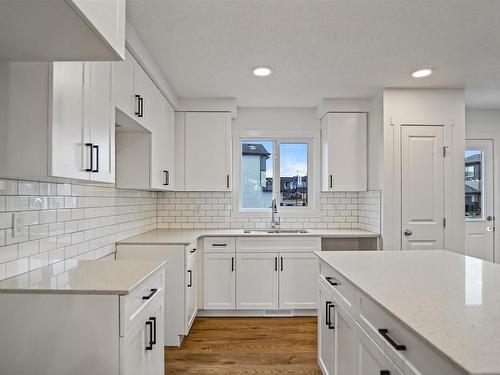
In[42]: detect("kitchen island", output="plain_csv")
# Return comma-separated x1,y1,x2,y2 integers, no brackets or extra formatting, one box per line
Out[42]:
0,259,166,375
316,250,500,375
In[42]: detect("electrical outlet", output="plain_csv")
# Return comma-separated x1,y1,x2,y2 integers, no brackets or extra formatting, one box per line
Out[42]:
12,212,25,237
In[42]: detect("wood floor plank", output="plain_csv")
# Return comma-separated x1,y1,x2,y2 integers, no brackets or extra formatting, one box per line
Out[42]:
165,317,321,374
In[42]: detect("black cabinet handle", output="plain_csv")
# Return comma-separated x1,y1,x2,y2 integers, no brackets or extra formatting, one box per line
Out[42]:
325,301,332,327
329,174,333,189
380,371,391,375
190,248,196,253
231,256,234,272
187,270,192,287
274,257,277,271
226,174,230,188
92,144,99,172
134,94,141,116
378,329,406,351
149,317,157,345
328,303,335,329
212,243,227,247
166,170,170,185
142,288,158,300
280,257,284,271
145,320,153,350
163,170,168,185
325,276,339,286
138,96,144,117
85,143,93,172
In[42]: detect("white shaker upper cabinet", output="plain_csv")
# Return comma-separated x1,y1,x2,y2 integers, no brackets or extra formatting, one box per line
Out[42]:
321,113,367,191
0,0,125,61
184,112,232,191
112,50,152,131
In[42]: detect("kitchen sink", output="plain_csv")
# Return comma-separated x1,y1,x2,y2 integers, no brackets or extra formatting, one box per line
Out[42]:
243,229,310,234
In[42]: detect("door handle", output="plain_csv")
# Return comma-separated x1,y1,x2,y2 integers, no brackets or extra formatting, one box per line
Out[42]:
142,288,158,300
404,229,412,236
329,175,333,189
378,328,406,351
134,94,141,116
187,270,192,287
149,317,157,345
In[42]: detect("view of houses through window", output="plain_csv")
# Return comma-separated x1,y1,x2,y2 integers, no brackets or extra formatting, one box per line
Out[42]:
241,140,309,209
465,150,483,218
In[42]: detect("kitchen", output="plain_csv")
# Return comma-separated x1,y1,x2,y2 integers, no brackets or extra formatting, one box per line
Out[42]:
0,1,499,374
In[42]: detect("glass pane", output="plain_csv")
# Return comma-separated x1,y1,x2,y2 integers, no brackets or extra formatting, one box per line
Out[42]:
241,140,273,208
465,150,482,219
279,143,308,207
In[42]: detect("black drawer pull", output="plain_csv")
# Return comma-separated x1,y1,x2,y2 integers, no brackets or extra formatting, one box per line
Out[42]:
231,256,234,272
187,270,192,287
328,303,335,329
150,317,157,345
380,371,390,375
190,248,197,253
134,94,141,116
378,329,406,351
212,243,227,247
325,301,334,328
325,276,338,286
142,288,158,300
145,320,153,350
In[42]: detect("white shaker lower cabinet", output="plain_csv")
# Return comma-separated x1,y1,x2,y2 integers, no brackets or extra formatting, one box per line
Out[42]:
202,237,320,312
116,240,199,347
236,252,279,310
203,252,236,309
317,258,461,375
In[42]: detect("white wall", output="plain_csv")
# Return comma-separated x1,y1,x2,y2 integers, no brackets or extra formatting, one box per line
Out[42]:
234,107,319,131
466,109,500,262
383,89,465,252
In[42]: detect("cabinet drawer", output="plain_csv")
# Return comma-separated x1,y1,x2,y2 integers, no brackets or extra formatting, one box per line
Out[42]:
185,239,198,261
120,269,164,337
319,261,355,311
204,237,235,253
236,236,320,253
358,292,461,375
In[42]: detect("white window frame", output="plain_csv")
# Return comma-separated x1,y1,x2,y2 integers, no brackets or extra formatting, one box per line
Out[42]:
232,129,321,217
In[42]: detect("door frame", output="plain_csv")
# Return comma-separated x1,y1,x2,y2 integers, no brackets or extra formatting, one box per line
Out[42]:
391,117,455,250
465,133,498,262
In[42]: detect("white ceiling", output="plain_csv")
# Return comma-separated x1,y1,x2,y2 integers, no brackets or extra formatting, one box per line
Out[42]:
127,0,500,108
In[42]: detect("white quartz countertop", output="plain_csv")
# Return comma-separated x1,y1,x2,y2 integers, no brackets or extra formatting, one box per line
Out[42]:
118,228,379,245
0,259,166,295
315,250,500,375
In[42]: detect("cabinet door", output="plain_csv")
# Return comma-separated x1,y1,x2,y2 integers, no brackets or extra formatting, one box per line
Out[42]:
88,61,115,183
322,113,367,191
184,112,231,191
279,252,317,309
148,302,165,375
236,252,278,310
203,252,235,310
122,317,149,375
335,302,358,375
133,61,151,130
150,85,168,190
357,326,403,375
50,62,90,180
165,101,176,190
185,252,198,334
318,279,336,375
113,49,135,118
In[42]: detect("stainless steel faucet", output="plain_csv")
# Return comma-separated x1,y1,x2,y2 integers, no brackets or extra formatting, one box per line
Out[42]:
271,198,280,228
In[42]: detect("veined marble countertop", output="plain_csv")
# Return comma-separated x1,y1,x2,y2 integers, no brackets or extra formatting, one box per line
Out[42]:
118,228,379,245
0,258,166,295
316,250,500,375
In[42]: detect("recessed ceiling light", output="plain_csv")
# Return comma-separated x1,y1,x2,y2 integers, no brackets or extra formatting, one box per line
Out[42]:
411,68,433,78
252,66,272,77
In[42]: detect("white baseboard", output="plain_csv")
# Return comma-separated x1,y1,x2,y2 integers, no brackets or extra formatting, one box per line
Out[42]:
196,309,317,317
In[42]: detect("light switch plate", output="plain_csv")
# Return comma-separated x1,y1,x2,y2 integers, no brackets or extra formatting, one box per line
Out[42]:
12,212,24,237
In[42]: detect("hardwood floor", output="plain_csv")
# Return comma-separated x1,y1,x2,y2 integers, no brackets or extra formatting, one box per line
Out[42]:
165,317,322,374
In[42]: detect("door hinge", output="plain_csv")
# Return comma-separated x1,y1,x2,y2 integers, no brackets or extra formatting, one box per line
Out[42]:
443,218,446,228
442,146,448,157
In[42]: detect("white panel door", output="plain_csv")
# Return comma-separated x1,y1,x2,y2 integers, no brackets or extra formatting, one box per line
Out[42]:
165,101,176,189
278,252,317,309
335,302,357,375
401,126,445,250
465,140,494,262
318,279,335,375
236,252,278,310
87,62,114,183
150,85,168,190
148,302,165,375
185,252,198,334
185,112,231,191
112,49,135,117
50,62,90,180
122,318,148,375
203,252,235,310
